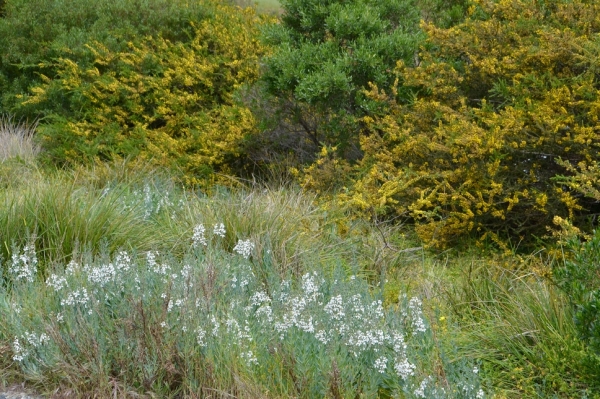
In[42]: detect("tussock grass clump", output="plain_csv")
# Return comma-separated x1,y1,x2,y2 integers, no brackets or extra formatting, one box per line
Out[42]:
0,158,410,286
0,115,39,163
0,177,159,276
441,261,600,398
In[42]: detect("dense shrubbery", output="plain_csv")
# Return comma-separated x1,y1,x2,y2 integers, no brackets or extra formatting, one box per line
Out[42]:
0,0,220,114
252,0,423,169
0,0,268,185
554,166,600,358
248,0,467,176
305,0,600,247
25,10,265,184
6,0,600,248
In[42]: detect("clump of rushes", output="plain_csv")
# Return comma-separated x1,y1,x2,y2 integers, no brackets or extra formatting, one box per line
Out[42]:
443,262,600,397
0,227,486,398
0,115,39,162
0,176,162,275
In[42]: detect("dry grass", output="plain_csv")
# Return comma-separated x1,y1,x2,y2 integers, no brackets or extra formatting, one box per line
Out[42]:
0,115,40,162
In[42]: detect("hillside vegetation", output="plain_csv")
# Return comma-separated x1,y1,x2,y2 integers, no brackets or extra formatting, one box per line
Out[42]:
0,0,599,397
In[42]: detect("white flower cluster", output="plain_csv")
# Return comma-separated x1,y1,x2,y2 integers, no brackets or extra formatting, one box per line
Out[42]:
12,337,25,362
414,377,431,398
250,291,271,307
114,251,132,272
271,273,323,337
167,298,184,313
233,239,254,259
12,332,50,362
301,272,321,301
46,273,69,292
411,376,448,398
81,251,133,292
240,350,258,366
10,239,483,395
456,371,486,399
9,243,38,283
231,264,254,289
248,291,273,322
239,271,432,383
213,223,226,238
192,222,227,247
181,264,192,279
147,251,171,276
60,288,90,308
394,358,416,380
210,315,220,337
402,295,428,333
196,327,207,347
347,329,387,355
65,259,80,275
86,263,116,288
192,224,207,247
374,356,388,373
324,295,345,321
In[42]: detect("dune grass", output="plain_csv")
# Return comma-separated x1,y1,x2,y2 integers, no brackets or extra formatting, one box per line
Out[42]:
0,163,485,398
0,158,598,397
0,115,40,163
440,260,600,397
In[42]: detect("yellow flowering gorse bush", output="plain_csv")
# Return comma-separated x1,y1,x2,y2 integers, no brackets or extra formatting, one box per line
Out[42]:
24,2,269,186
322,0,600,247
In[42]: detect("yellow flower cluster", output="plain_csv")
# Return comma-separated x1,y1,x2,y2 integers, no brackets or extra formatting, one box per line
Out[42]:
315,0,600,247
26,2,270,186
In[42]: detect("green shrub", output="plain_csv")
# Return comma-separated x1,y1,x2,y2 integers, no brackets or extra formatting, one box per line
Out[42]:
252,0,425,169
247,0,468,178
